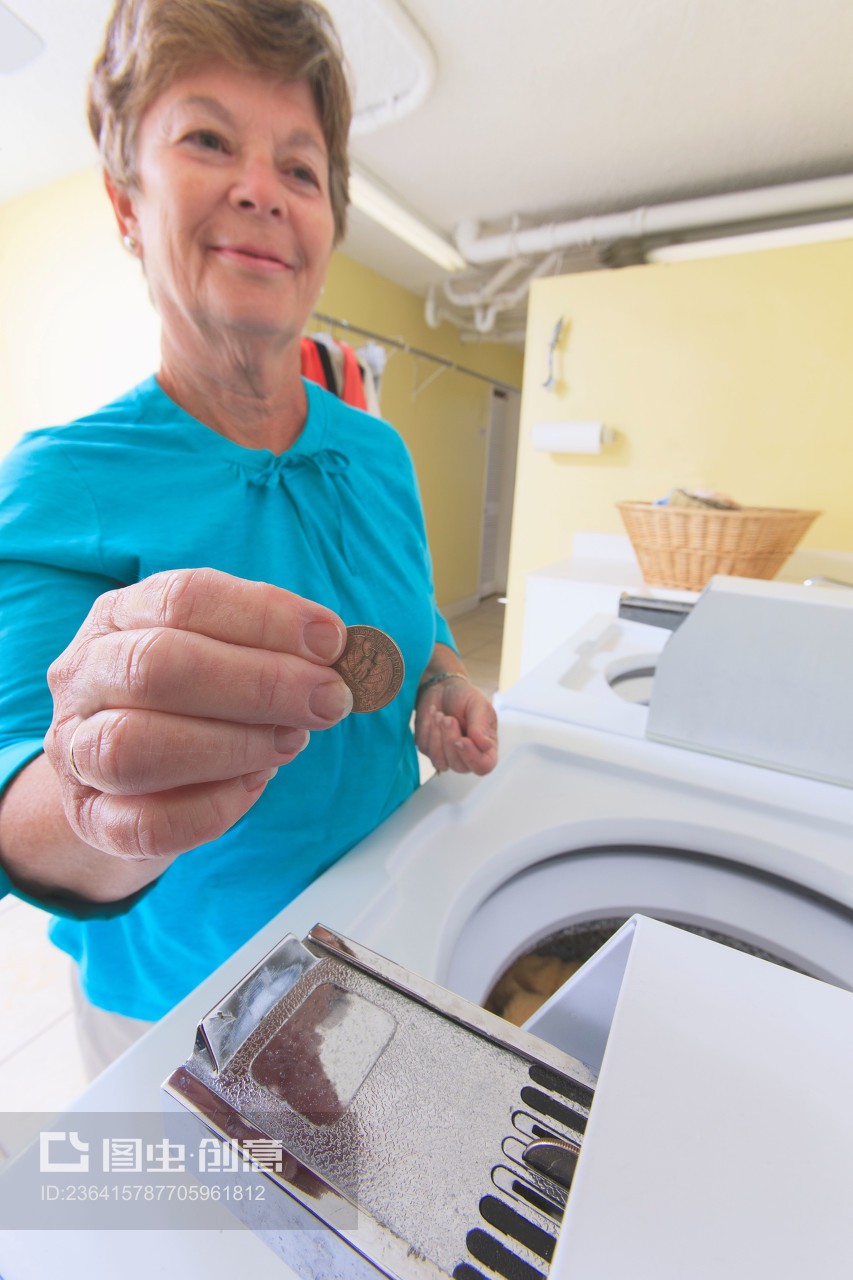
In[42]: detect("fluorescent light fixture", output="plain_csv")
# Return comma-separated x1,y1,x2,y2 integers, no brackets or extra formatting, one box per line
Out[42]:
648,217,853,263
350,170,466,272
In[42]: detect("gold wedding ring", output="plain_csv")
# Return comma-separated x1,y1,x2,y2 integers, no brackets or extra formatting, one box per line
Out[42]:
68,723,87,784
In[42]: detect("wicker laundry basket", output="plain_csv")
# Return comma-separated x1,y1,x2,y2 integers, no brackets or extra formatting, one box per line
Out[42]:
616,502,820,591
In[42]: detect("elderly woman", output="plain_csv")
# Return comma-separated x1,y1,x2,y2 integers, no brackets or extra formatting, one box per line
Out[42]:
0,0,497,1072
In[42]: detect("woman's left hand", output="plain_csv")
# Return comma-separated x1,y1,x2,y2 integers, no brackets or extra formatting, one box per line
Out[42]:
414,677,498,776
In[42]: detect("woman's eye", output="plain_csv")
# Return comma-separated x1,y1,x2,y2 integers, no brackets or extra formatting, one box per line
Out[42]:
186,130,226,152
289,164,320,187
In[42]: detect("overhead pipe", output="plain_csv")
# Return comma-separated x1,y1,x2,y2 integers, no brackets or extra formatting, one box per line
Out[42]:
442,256,530,308
454,174,853,265
471,253,562,332
426,286,524,343
425,286,453,330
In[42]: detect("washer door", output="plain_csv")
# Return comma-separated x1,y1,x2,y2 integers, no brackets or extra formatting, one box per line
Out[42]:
443,846,853,1004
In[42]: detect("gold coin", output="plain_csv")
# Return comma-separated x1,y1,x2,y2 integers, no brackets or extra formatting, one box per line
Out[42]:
333,625,405,714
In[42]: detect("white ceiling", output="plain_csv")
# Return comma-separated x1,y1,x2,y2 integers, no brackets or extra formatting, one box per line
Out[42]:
3,0,853,305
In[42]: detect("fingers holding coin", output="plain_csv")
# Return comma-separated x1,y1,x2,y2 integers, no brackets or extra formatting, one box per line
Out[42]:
89,568,348,666
63,710,310,795
45,571,405,859
55,709,309,859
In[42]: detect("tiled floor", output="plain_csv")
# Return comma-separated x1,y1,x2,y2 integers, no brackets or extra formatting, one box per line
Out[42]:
0,896,88,1163
0,595,505,1165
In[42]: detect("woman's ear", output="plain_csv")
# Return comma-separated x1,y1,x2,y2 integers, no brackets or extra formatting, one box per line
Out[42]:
104,172,140,247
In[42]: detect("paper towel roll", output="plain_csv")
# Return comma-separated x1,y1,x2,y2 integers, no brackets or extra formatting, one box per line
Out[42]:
532,421,612,454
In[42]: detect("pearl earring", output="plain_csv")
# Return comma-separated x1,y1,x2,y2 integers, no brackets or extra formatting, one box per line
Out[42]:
122,234,137,253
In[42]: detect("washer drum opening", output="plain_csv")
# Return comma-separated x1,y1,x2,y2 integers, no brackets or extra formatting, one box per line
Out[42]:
442,845,853,1015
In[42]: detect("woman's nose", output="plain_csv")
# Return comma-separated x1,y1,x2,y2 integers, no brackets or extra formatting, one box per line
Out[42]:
230,154,284,217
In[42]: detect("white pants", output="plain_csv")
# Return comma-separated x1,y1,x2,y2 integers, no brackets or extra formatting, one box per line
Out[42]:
71,968,155,1080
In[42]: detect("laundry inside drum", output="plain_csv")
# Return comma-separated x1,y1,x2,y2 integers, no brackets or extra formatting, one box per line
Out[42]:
485,917,808,1026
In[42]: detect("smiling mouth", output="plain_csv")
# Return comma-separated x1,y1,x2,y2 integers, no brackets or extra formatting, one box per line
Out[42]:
213,245,289,270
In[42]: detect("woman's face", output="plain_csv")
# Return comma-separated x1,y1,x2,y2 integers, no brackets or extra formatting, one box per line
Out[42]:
111,62,336,359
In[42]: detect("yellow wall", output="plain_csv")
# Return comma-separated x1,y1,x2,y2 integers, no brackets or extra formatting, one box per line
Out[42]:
0,171,160,441
0,167,523,609
310,253,523,606
501,241,853,686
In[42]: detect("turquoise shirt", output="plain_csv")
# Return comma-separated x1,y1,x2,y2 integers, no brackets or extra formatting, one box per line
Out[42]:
0,377,453,1019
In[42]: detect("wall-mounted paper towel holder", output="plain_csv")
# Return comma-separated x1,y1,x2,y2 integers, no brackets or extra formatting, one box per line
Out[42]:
532,421,616,455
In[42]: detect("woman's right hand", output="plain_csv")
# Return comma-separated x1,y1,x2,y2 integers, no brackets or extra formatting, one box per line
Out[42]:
42,568,352,862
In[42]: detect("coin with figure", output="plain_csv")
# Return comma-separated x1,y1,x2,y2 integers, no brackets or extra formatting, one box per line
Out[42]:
333,625,405,714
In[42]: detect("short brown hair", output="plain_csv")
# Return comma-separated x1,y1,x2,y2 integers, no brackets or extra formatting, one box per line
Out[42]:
88,0,351,243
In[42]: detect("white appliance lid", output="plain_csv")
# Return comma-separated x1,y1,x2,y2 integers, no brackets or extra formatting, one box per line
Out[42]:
527,916,853,1279
647,575,853,786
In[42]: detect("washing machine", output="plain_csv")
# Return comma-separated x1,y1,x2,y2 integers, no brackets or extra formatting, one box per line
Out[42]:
343,574,853,1008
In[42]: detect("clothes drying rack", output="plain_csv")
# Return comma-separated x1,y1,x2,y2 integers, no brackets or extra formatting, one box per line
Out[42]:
310,310,518,396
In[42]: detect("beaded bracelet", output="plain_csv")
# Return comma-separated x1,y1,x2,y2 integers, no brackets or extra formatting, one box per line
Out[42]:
416,670,470,700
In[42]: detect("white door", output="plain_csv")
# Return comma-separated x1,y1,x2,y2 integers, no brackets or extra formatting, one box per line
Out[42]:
478,389,520,598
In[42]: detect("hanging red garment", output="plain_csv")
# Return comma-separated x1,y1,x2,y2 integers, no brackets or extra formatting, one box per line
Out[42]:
300,336,368,411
